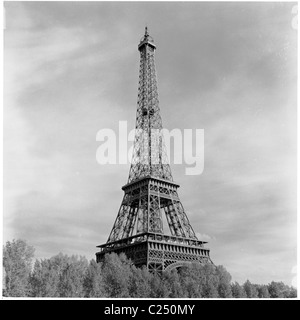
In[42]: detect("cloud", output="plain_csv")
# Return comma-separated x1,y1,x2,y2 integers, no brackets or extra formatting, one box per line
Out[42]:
195,232,216,243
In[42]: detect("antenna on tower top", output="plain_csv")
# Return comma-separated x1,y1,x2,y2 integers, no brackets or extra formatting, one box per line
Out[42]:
145,25,149,36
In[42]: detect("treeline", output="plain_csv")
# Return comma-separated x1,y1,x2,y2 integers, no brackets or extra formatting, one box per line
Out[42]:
2,239,297,298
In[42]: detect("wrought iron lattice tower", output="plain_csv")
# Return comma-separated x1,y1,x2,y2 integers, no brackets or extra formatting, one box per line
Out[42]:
96,28,212,272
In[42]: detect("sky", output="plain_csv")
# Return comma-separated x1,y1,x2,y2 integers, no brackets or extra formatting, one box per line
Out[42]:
3,1,297,286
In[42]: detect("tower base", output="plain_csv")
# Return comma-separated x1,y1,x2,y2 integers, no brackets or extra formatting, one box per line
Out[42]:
96,232,212,272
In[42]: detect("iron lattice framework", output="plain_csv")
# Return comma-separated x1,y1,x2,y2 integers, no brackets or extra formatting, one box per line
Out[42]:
128,28,173,184
96,28,212,272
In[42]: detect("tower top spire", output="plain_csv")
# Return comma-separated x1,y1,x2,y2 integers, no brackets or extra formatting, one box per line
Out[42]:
138,26,156,51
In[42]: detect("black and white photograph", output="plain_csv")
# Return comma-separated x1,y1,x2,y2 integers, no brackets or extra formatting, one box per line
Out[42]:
2,0,298,303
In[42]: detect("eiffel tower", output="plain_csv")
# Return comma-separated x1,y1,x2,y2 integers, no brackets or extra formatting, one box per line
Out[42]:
96,28,212,272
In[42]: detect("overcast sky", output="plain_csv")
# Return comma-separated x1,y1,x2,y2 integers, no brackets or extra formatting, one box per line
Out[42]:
3,1,297,286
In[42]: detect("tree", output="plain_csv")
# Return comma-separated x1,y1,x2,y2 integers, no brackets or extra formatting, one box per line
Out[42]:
30,253,88,297
288,287,297,298
243,280,258,298
83,259,104,297
58,255,88,297
231,281,247,298
148,271,170,298
3,239,35,297
2,267,7,296
257,285,270,298
268,281,292,298
30,260,49,297
178,263,219,298
178,264,203,298
216,265,232,298
200,264,219,298
161,269,183,298
3,238,297,299
128,266,151,298
101,253,132,297
30,258,60,297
